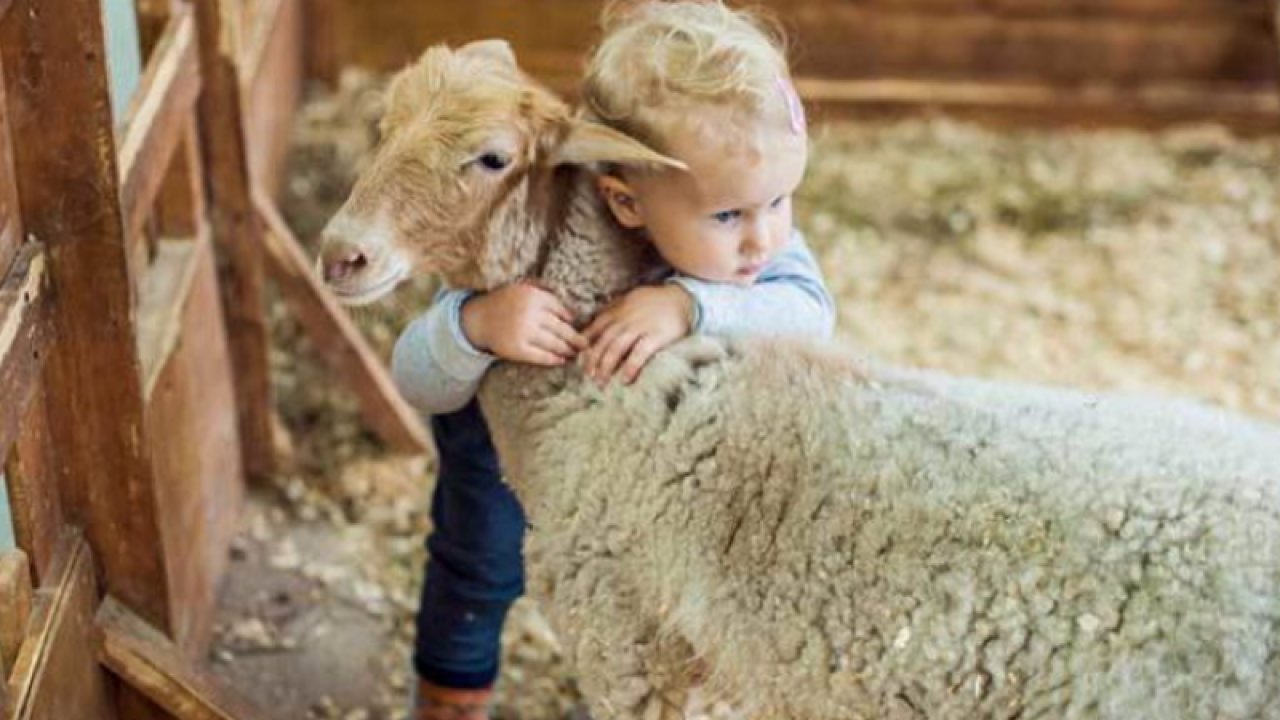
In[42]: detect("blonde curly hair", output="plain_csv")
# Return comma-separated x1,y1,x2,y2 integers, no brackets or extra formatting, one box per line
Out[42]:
583,0,801,155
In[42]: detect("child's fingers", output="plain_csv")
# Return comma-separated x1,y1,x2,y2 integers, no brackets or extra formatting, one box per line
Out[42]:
545,316,588,352
532,330,576,360
620,336,660,384
584,323,625,380
583,312,615,341
519,343,568,367
595,330,641,382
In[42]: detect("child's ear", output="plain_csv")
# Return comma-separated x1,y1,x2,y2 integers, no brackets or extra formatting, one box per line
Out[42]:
549,119,686,171
597,175,645,229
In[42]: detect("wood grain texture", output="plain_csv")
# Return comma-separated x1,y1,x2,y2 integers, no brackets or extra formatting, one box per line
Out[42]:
5,533,115,720
0,52,20,281
192,0,277,481
3,386,62,585
242,0,303,195
321,0,1280,130
97,596,268,720
0,245,48,456
119,8,202,241
141,234,244,657
0,549,32,674
254,189,431,453
0,0,173,634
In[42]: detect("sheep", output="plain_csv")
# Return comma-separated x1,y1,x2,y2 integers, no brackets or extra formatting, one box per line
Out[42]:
317,41,1280,720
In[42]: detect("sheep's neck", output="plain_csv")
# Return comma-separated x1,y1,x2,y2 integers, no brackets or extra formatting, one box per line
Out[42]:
536,168,662,322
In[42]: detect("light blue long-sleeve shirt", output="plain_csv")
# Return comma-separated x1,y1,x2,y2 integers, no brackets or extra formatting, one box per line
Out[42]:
391,231,835,415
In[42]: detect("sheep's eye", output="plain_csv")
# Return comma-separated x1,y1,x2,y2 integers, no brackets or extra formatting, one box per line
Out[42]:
477,152,511,172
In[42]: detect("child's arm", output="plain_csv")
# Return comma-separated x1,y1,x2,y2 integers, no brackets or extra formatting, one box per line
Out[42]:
392,284,586,415
668,231,835,340
583,231,834,385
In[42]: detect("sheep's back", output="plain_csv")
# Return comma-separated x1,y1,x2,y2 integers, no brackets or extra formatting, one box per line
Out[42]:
500,338,1280,720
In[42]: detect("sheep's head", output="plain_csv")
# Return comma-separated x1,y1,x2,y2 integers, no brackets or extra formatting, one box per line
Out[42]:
318,39,682,305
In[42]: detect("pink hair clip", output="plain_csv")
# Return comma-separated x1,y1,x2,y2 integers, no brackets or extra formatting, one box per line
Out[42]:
777,74,806,136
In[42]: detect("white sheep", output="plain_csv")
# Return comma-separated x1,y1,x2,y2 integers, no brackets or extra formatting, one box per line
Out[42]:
318,42,1280,720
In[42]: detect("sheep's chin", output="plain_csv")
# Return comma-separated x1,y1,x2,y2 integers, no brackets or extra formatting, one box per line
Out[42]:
328,265,409,306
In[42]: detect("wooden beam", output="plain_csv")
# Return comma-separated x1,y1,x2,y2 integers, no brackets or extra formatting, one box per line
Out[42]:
97,597,268,720
242,0,303,194
0,51,20,280
0,550,32,674
192,0,277,481
253,189,431,454
796,76,1280,135
303,0,339,84
4,386,63,585
6,533,115,720
1,0,173,635
119,7,202,241
0,244,49,455
142,233,244,656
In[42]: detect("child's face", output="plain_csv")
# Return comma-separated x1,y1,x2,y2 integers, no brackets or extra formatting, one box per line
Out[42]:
603,119,808,286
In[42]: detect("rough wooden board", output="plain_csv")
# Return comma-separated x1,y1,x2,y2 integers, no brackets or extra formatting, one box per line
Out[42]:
5,533,115,720
255,189,430,454
144,235,245,657
119,7,202,241
3,386,61,585
0,549,32,674
98,596,268,720
137,239,202,398
0,245,48,456
0,52,20,280
193,0,277,481
302,0,339,84
242,0,303,195
1,0,173,636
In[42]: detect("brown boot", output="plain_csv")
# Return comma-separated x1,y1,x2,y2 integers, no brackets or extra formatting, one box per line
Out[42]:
411,679,493,720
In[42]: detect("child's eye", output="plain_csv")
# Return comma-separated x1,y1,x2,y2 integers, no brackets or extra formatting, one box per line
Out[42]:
711,209,742,224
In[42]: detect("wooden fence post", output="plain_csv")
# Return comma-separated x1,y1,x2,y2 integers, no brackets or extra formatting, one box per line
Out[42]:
188,0,277,481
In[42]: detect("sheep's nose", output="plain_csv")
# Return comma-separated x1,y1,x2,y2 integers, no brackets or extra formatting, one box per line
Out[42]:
319,240,369,284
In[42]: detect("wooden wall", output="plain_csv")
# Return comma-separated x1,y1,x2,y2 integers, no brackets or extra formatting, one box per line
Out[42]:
311,0,1280,131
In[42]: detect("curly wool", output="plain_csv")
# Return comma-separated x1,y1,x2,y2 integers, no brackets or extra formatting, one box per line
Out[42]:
481,336,1280,720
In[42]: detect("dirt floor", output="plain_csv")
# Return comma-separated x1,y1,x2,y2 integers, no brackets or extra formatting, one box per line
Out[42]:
208,70,1280,719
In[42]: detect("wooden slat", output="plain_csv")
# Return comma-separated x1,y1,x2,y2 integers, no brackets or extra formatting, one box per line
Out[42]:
804,0,1272,22
192,0,277,481
242,0,303,194
4,385,63,585
0,245,48,455
254,189,431,454
143,233,244,656
799,77,1280,135
97,597,268,720
120,7,201,242
0,550,33,674
303,0,339,84
0,51,20,280
6,533,115,720
137,239,203,397
1,0,173,635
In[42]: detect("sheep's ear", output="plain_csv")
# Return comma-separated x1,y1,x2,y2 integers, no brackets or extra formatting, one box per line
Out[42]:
548,120,686,171
458,39,517,69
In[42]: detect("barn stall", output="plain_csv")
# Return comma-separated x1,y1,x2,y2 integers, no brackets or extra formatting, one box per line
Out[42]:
0,1,1278,719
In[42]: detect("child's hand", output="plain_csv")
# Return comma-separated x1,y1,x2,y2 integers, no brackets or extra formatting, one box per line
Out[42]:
461,282,587,366
582,285,694,385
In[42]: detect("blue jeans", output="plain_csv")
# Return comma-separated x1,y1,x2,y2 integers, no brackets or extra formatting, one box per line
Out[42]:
413,398,526,689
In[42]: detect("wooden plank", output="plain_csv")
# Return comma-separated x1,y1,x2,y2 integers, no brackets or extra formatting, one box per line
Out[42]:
242,0,303,194
254,189,431,454
6,533,115,720
0,245,48,456
137,239,202,397
0,549,32,673
192,0,277,481
97,597,268,720
1,0,173,635
119,7,202,241
0,52,20,280
802,0,1271,22
783,6,1278,86
3,387,62,584
149,119,204,239
798,77,1280,135
303,0,339,84
142,234,244,656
